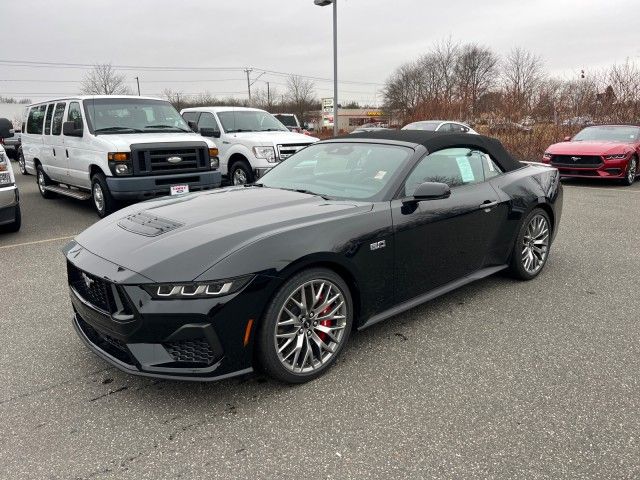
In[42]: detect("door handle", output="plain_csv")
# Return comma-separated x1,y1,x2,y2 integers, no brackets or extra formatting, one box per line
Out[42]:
52,148,56,157
479,200,498,210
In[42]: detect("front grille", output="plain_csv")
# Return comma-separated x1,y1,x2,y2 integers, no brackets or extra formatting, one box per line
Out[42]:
68,262,114,312
164,338,217,366
131,142,210,176
551,155,603,168
277,143,311,160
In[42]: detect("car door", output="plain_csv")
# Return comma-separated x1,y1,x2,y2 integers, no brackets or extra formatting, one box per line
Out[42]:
47,102,68,181
391,147,507,303
64,101,90,188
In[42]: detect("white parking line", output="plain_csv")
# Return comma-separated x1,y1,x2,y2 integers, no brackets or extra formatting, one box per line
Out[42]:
0,235,75,250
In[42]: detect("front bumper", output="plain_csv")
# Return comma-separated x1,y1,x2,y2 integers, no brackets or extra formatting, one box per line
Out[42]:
65,244,278,381
542,157,631,179
106,170,222,200
0,185,19,226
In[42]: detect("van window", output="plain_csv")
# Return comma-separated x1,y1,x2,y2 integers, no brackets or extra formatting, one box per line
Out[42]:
67,102,83,129
182,111,199,123
26,105,47,134
51,103,66,136
44,104,55,135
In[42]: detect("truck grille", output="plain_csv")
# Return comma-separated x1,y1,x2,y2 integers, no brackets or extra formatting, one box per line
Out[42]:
68,262,114,313
277,143,311,160
551,155,603,168
130,142,210,175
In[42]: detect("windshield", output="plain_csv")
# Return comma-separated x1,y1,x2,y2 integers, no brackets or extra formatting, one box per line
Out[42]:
258,142,412,201
218,110,288,133
84,98,189,134
403,121,439,131
274,114,298,128
573,126,640,143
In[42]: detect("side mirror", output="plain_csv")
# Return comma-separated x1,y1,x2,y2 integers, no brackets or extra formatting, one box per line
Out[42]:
199,127,221,138
303,123,309,130
407,182,451,203
62,121,83,137
188,121,199,133
0,118,14,139
563,136,572,142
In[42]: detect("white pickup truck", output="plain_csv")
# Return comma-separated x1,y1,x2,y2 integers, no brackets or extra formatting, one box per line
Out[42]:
181,107,318,185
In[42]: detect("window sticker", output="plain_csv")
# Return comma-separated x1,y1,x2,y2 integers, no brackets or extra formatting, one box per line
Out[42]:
455,157,475,183
374,170,387,180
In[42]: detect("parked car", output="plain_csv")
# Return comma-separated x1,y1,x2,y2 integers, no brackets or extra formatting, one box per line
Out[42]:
273,113,310,135
541,125,639,185
181,107,318,185
562,116,594,127
21,96,221,217
489,121,532,134
0,118,21,159
350,123,391,134
402,120,478,134
64,130,562,384
0,145,21,232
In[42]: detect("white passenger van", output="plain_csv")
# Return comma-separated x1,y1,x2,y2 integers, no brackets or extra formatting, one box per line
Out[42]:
21,96,221,217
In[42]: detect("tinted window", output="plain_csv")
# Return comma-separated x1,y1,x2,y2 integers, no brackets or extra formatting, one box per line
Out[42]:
26,105,47,134
51,103,66,135
197,112,220,133
404,147,486,195
66,102,83,130
260,143,412,201
182,111,199,123
43,104,55,135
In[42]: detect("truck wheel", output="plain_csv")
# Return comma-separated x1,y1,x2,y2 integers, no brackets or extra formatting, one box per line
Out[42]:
91,173,118,218
36,164,56,199
230,161,254,185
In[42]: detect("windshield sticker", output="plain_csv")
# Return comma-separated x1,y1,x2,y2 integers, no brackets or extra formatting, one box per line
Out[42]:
374,170,387,180
456,157,475,182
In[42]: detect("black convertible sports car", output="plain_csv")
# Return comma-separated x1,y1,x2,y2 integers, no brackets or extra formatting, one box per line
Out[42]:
64,131,562,383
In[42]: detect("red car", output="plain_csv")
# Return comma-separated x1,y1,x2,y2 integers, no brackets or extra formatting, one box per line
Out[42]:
541,125,639,185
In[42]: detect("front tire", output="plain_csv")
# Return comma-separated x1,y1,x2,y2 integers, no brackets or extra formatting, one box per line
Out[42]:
36,165,56,199
256,268,353,383
508,208,552,280
230,160,254,186
18,148,28,175
91,173,118,218
622,156,637,186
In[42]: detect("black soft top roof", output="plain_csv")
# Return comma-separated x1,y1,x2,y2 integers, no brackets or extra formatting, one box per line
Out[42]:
344,130,523,172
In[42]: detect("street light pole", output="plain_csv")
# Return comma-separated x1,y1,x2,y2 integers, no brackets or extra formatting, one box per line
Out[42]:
315,0,338,136
135,76,141,96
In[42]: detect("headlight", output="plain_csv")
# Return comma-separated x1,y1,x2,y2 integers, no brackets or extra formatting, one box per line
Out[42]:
542,152,552,160
0,153,12,186
253,146,276,163
604,153,628,160
0,172,10,186
108,152,132,176
210,156,220,169
142,275,253,299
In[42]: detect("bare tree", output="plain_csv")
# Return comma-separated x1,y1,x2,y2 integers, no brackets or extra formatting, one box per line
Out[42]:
501,48,545,117
80,64,131,95
285,75,316,122
454,44,498,118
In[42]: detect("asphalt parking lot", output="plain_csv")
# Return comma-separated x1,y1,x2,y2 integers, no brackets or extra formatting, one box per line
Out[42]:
1,165,639,479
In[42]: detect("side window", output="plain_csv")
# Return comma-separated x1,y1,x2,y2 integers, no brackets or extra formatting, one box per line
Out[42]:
44,104,55,135
182,111,199,123
51,103,66,135
437,123,453,133
26,105,47,134
197,112,220,134
67,102,83,129
482,152,503,180
451,123,468,133
404,147,486,195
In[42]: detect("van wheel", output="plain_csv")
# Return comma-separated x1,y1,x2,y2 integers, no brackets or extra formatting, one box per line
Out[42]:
36,165,56,199
91,173,118,218
18,148,29,175
230,161,254,185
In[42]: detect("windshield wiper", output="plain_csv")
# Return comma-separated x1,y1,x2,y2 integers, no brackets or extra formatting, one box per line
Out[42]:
278,187,332,200
144,124,189,132
94,127,144,133
226,129,254,133
259,128,286,132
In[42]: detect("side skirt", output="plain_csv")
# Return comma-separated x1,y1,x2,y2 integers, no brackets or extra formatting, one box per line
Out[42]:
358,265,508,330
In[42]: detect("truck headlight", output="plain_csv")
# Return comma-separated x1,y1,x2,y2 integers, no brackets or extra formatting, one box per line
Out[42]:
142,275,253,299
0,153,12,186
210,157,220,169
108,152,132,176
252,146,276,163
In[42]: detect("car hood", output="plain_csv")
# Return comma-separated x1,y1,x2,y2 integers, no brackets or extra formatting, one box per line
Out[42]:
74,187,370,282
547,141,634,155
228,131,318,145
98,132,216,150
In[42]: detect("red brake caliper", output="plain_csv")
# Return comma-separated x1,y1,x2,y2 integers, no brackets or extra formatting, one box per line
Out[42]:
317,297,332,342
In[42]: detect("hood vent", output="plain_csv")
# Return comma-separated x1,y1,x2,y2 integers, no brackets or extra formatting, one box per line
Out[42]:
117,212,183,237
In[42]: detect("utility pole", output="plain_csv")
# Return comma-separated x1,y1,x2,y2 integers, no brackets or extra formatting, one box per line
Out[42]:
244,68,253,103
267,82,271,107
135,76,141,96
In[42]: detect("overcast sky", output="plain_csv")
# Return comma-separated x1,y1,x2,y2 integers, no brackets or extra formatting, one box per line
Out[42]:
1,0,639,105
